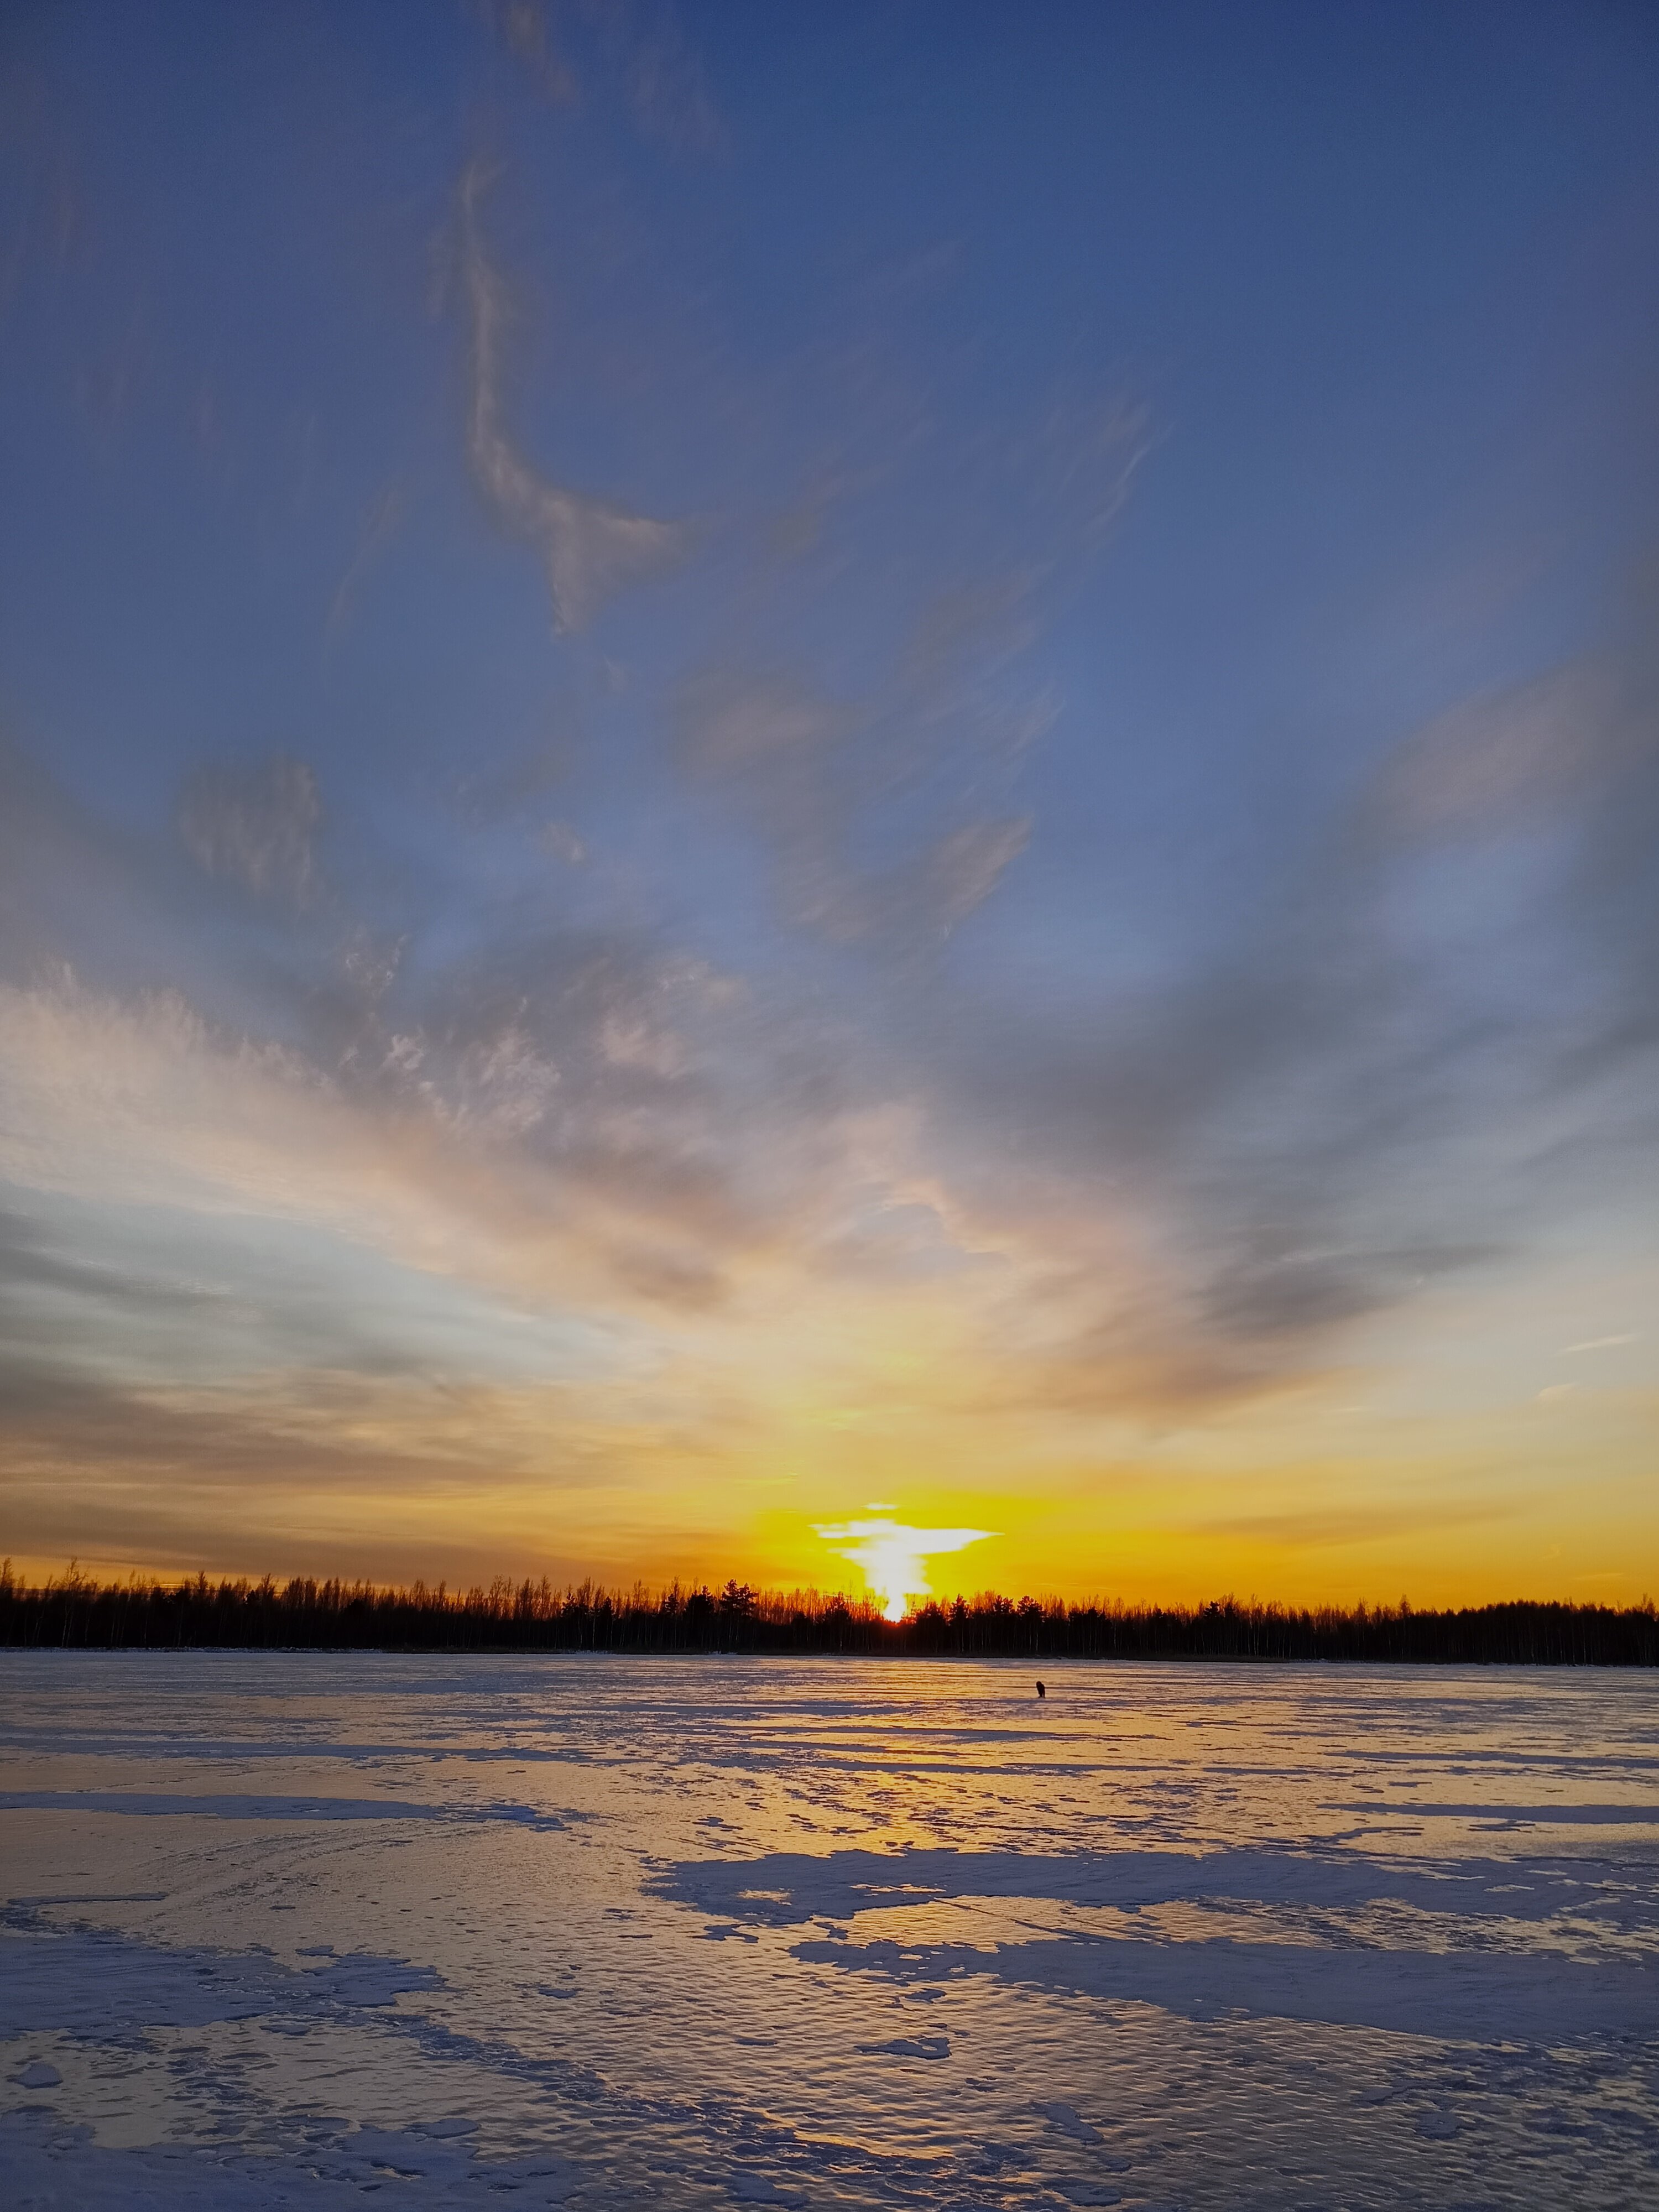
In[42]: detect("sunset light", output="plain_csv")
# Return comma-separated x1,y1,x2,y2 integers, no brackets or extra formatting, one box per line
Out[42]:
813,1518,993,1622
5,7,1657,2204
0,0,1653,1614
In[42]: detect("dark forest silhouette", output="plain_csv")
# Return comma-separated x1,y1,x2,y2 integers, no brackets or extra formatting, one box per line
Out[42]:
3,1561,1654,1663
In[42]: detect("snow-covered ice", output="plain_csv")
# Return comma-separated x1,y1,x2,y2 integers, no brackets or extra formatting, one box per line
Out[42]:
2,1653,1656,2207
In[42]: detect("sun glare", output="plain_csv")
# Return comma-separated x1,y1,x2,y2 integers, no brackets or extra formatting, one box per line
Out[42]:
813,1518,993,1621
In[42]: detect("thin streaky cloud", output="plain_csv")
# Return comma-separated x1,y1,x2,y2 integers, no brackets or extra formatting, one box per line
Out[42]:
327,478,405,638
458,164,688,632
176,757,322,907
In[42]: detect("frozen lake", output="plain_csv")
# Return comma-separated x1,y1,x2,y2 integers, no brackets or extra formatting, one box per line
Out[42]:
3,1655,1657,2209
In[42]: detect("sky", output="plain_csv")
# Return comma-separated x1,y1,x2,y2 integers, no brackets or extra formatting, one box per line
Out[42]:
1,1,1657,1608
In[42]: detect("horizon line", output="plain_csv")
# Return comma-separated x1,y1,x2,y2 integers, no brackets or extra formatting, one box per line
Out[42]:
4,1559,1653,1623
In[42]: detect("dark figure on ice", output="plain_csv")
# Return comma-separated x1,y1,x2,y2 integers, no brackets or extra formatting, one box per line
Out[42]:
1036,1680,1046,1698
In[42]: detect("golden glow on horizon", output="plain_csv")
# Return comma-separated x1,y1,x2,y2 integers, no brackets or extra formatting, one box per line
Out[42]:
2,974,1652,1606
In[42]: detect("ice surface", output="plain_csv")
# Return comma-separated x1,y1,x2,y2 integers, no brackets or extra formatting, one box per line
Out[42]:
3,1651,1658,2209
1328,1800,1659,1824
1,2109,589,2207
792,1925,1658,2039
0,1790,566,1827
728,2175,806,2204
1,1923,441,2037
1033,2103,1104,2143
646,1841,1605,1921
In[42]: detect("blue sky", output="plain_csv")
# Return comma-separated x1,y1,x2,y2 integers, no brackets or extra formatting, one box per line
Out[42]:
2,1,1656,1598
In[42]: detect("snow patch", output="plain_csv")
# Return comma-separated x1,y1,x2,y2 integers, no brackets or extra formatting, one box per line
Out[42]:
0,1924,439,2037
794,1931,1659,2042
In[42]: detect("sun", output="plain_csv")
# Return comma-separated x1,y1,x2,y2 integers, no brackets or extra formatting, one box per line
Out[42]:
812,1515,993,1621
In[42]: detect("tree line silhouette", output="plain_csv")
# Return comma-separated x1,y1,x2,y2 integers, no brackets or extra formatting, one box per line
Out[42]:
3,1561,1655,1663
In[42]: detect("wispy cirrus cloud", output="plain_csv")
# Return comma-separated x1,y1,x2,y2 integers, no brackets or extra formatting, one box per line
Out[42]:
457,164,689,630
473,0,577,106
327,478,404,638
476,0,723,152
618,6,724,157
674,660,1036,945
1359,660,1627,848
177,755,322,905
